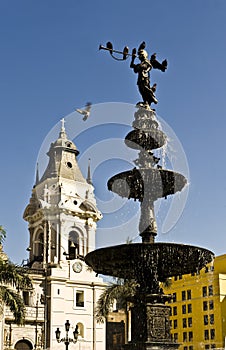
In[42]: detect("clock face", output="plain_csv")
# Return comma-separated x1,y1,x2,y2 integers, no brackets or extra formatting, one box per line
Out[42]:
73,261,83,273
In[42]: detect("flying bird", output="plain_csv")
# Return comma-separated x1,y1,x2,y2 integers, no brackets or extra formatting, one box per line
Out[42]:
76,102,92,121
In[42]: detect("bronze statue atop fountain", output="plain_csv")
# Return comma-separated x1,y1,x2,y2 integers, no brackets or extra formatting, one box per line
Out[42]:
130,41,167,108
99,41,167,109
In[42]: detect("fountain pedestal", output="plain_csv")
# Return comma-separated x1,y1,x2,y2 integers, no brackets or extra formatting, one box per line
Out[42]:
124,294,179,350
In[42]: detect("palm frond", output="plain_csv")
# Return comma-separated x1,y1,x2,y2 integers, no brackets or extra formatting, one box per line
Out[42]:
0,226,6,244
0,285,26,324
0,226,32,325
0,259,32,289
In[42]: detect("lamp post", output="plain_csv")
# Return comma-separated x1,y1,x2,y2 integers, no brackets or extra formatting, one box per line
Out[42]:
55,320,79,350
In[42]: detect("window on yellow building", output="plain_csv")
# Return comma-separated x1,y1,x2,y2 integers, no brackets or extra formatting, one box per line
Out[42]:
209,300,214,310
204,330,209,340
183,332,187,342
203,301,208,311
184,347,188,350
205,345,210,349
189,346,193,350
203,286,207,297
174,333,178,341
210,329,215,340
182,305,186,314
183,318,187,328
182,291,186,301
210,314,214,325
174,320,177,329
187,290,191,300
204,315,208,325
173,306,177,316
188,317,192,327
187,304,192,313
188,331,193,341
172,292,177,302
209,285,213,296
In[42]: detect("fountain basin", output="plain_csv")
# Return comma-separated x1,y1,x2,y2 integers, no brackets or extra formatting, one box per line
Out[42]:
125,129,167,150
108,168,187,201
85,243,214,281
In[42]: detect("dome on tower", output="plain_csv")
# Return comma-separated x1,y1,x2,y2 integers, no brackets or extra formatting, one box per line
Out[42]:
39,119,86,183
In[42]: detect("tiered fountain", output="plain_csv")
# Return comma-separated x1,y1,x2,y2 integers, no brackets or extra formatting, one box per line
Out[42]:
85,42,214,349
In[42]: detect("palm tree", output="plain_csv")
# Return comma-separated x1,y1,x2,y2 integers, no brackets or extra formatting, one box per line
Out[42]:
0,226,32,324
95,278,138,323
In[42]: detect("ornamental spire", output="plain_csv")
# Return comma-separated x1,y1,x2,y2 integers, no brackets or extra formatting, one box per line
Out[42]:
86,158,92,185
35,163,39,185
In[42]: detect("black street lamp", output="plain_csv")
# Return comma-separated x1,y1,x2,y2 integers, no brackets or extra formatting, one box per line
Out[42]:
55,320,79,350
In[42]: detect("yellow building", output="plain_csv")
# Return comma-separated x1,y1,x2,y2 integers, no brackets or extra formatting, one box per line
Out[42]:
163,254,226,350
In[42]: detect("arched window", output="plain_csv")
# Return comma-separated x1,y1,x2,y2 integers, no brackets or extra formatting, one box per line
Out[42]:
68,231,79,260
77,322,84,338
15,339,33,350
33,231,44,262
36,232,44,256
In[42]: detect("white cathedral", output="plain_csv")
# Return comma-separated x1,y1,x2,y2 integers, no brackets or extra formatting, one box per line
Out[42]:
2,120,106,350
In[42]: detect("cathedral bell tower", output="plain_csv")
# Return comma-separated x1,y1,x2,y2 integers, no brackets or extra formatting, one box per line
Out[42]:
23,119,105,350
24,119,102,268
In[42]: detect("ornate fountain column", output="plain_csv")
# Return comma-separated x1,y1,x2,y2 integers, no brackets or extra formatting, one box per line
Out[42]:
108,106,183,349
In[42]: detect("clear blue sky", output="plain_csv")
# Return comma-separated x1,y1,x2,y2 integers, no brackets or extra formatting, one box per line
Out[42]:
1,0,226,263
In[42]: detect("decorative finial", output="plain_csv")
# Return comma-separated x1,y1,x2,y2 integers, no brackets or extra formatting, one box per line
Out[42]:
35,163,39,185
59,118,67,139
87,158,92,185
61,118,65,132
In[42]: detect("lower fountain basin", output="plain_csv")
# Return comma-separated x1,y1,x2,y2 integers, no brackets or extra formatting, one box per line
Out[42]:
85,243,214,281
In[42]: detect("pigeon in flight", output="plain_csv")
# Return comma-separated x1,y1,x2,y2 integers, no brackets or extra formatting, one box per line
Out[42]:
76,102,92,121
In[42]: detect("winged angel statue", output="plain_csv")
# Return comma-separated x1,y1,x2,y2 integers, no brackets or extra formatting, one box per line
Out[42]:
130,42,167,108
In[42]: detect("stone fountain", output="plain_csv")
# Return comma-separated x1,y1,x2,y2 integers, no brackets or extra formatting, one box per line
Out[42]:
85,42,214,349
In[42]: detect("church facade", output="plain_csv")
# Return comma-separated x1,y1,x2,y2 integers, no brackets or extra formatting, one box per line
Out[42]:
3,120,106,350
